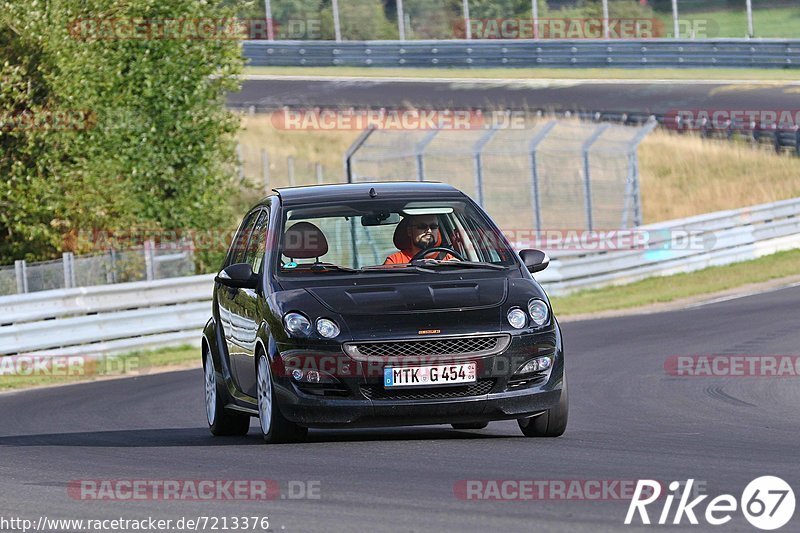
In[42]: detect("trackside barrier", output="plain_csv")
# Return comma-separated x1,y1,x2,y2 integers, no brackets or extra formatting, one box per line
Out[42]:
1,198,799,355
243,39,800,69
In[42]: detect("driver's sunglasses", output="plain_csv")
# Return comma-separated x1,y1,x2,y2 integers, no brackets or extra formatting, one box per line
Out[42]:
414,223,440,231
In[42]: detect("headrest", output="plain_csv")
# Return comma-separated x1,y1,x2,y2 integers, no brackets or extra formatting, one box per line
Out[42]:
283,222,328,259
393,216,442,251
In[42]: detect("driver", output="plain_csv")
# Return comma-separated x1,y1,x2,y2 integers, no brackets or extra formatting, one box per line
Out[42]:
384,215,455,265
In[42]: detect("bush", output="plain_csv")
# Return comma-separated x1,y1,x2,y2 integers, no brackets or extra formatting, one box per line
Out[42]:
0,0,243,273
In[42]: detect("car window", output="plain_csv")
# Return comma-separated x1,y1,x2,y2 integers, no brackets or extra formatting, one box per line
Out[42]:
244,209,270,274
226,210,260,267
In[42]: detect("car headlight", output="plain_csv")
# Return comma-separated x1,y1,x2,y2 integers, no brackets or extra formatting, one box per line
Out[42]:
283,312,312,337
507,308,527,329
527,299,549,326
316,318,340,339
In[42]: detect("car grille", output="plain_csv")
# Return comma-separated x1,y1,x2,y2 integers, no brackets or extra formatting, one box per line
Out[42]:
361,379,496,401
344,334,509,360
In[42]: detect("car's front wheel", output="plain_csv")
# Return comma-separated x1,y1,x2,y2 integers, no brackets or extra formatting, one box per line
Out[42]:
257,353,308,444
205,348,250,436
518,376,568,438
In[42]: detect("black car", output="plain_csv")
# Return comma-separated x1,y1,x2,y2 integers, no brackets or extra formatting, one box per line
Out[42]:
203,182,567,443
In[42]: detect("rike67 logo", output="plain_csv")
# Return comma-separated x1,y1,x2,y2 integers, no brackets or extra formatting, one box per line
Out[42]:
625,477,795,530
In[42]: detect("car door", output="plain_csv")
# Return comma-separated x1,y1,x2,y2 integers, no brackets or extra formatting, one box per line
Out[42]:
217,209,260,387
231,206,271,396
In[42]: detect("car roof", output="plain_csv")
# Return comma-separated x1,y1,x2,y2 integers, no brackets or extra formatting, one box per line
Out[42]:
272,181,467,207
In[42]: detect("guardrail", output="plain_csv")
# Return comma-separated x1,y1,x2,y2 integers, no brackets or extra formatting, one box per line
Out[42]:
1,197,798,356
0,275,214,356
535,197,800,294
243,39,800,69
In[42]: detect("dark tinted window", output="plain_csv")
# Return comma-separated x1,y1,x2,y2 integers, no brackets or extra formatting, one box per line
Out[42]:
244,209,270,274
226,210,260,267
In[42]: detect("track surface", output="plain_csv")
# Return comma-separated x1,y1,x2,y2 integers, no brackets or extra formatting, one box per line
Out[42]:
229,78,800,114
2,285,798,532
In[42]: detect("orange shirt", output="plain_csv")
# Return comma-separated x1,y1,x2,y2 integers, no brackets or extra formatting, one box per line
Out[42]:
384,248,454,265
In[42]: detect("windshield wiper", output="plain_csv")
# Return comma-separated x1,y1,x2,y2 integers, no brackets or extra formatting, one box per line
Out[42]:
409,260,507,270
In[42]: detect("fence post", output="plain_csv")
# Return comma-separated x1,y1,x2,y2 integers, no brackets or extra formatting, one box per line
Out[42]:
264,0,275,41
415,129,439,182
62,252,76,289
343,126,376,183
581,124,610,231
287,156,296,186
397,0,405,41
262,149,270,192
331,0,342,42
528,120,558,232
671,0,679,38
462,0,471,39
315,162,324,184
472,127,498,208
144,240,156,281
14,260,28,294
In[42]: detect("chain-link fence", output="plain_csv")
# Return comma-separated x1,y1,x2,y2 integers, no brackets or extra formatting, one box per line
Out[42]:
347,119,656,231
2,242,196,296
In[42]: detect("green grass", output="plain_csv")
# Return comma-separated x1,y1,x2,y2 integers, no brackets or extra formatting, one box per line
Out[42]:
0,345,199,391
550,248,800,317
656,7,800,39
243,65,800,81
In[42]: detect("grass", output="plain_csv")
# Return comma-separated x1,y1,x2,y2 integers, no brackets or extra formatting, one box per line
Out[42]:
237,114,800,224
550,247,800,316
0,345,199,391
243,66,800,82
655,7,800,39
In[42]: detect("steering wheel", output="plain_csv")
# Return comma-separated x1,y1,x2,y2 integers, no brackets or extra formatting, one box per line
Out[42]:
411,246,465,262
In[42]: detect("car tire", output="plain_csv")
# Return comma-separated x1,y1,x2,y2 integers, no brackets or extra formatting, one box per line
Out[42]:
257,353,308,444
451,422,489,430
205,348,250,437
518,375,568,438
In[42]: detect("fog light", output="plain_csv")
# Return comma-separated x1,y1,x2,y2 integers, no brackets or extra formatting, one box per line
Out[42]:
516,356,553,375
507,308,527,329
291,369,303,381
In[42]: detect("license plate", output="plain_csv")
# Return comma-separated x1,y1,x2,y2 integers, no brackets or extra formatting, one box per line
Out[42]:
384,363,476,388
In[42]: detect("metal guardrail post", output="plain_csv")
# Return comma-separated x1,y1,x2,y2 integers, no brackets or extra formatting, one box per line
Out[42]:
472,128,498,208
462,0,471,39
14,260,28,294
264,0,274,41
627,119,658,227
528,120,558,231
581,124,610,231
343,126,376,183
415,129,439,182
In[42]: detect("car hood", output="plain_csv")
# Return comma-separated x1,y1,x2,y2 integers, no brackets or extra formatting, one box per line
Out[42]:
306,278,508,315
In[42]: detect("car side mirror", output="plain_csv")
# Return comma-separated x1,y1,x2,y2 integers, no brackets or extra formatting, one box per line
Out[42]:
215,263,258,289
519,249,550,273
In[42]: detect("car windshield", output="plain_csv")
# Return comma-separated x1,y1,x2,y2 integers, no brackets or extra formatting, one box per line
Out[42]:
277,199,517,274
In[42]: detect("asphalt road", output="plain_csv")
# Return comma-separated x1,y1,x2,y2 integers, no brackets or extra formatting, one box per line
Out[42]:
229,77,800,115
1,285,798,532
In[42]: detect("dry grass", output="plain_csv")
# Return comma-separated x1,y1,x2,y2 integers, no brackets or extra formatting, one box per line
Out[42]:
639,131,800,222
236,113,800,223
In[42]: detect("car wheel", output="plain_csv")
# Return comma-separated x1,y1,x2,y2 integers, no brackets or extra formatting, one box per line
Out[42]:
451,422,489,430
257,353,308,444
518,375,568,438
205,348,250,436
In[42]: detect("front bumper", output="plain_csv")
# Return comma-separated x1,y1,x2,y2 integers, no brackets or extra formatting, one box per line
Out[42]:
272,329,564,428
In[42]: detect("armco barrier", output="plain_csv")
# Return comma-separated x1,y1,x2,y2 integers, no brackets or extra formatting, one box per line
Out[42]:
243,39,800,69
1,198,799,356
